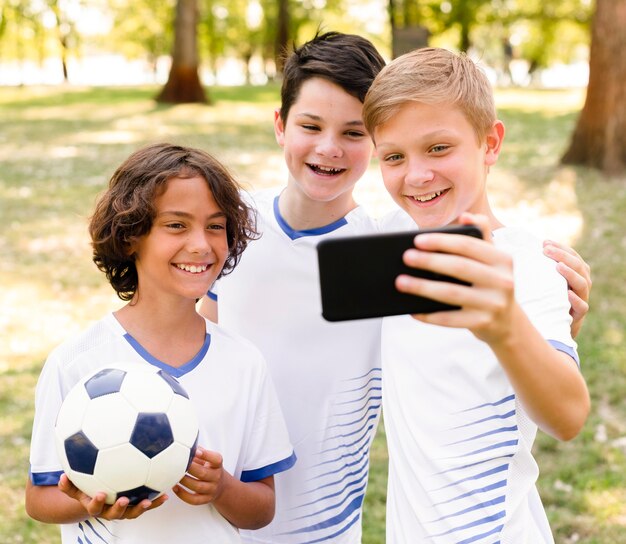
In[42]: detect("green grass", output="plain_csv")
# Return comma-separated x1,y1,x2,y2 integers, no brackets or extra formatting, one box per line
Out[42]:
1,84,625,543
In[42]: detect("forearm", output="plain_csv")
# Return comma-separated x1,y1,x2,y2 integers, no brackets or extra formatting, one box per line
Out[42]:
212,472,275,529
25,479,87,524
490,305,590,441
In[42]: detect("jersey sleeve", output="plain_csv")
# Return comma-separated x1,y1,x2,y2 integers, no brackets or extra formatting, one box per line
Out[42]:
29,351,65,485
240,364,296,483
511,235,580,366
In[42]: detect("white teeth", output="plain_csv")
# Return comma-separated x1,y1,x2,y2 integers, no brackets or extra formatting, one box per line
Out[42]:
413,190,443,202
310,164,343,175
176,264,208,273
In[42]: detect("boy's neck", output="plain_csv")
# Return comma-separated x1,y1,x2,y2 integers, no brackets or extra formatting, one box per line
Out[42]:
114,300,206,368
278,185,358,231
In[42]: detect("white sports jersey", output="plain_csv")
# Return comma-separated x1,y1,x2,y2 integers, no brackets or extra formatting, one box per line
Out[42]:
30,313,295,544
211,187,382,543
380,218,579,544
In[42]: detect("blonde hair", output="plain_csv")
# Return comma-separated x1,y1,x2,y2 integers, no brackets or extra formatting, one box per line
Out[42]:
363,48,496,142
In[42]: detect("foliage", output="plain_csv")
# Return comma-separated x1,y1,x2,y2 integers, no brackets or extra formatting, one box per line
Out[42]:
1,85,625,543
0,1,595,85
108,0,174,66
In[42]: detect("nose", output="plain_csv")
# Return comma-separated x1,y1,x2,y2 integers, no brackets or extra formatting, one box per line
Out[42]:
404,158,434,186
187,227,212,255
315,134,343,159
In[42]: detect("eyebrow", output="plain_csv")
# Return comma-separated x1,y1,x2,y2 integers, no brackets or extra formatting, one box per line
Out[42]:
376,129,456,149
158,210,227,219
295,113,364,127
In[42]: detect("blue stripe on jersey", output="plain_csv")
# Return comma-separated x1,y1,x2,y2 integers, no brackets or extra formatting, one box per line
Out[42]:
313,435,372,468
285,495,364,534
30,469,63,485
435,454,514,476
433,464,510,492
293,512,361,543
320,422,377,454
446,426,519,446
294,480,368,510
422,393,519,544
83,519,111,543
241,450,297,482
431,510,506,538
453,522,504,544
429,495,506,522
460,394,516,411
455,439,519,458
454,409,517,429
293,485,367,520
301,455,369,493
308,445,370,480
433,480,508,506
273,196,348,240
278,366,381,541
206,290,218,301
549,339,580,366
332,397,382,418
123,332,210,377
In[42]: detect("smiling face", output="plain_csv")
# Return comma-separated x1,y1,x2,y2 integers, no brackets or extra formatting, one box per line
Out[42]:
274,77,373,210
130,175,229,304
374,101,504,229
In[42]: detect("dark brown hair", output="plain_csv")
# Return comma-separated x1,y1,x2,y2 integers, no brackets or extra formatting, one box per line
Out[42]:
89,143,257,300
279,31,386,123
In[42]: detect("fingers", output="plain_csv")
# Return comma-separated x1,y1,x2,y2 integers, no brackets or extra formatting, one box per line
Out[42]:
555,261,590,303
568,289,589,339
58,473,166,519
403,236,512,289
459,212,492,242
174,447,224,505
544,241,591,303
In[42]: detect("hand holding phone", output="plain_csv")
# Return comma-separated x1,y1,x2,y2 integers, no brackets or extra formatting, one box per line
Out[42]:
317,224,483,321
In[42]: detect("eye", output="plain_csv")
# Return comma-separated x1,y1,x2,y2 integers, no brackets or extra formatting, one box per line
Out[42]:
382,153,403,163
207,222,226,231
165,222,185,230
430,144,450,154
301,124,320,132
345,130,366,139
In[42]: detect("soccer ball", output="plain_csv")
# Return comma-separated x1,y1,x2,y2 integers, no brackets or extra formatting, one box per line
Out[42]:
54,364,199,505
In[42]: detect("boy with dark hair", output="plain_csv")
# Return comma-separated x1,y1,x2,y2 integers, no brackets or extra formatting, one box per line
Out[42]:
202,31,386,543
26,143,295,543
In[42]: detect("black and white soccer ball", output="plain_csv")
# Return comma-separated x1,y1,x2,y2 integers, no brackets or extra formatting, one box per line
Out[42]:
54,364,199,505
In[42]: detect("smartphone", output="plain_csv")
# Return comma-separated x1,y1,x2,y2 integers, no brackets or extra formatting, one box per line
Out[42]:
317,224,483,321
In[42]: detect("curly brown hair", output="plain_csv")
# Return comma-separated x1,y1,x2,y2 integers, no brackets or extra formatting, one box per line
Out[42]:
89,143,257,300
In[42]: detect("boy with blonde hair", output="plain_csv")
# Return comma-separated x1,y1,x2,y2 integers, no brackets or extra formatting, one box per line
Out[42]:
362,48,590,543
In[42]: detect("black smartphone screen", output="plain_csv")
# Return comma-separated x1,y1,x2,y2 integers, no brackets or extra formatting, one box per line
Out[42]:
317,224,483,321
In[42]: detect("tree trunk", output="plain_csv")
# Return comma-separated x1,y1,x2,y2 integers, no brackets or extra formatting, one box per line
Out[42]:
156,0,208,104
561,0,626,176
274,0,290,75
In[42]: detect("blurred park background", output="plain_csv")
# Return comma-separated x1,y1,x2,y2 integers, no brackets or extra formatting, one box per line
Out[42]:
1,0,626,543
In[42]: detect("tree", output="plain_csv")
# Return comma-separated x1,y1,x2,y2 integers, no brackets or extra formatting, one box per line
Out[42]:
274,0,290,73
561,0,626,176
156,0,208,104
47,0,77,82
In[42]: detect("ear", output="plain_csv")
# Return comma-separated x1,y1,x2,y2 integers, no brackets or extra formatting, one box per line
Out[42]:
274,109,286,147
484,120,505,167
